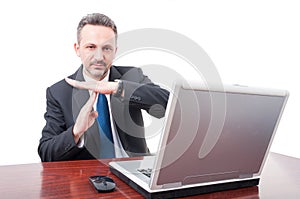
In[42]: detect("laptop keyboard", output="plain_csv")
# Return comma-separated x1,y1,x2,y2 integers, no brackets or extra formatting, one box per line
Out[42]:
137,168,152,178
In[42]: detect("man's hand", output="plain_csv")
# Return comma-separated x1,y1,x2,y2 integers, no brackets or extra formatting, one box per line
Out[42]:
65,77,118,94
73,92,98,143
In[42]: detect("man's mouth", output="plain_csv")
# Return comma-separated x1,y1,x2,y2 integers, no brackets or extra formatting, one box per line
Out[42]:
93,64,105,67
91,61,107,69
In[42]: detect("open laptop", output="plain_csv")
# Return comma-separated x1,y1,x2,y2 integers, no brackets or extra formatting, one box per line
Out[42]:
109,82,289,199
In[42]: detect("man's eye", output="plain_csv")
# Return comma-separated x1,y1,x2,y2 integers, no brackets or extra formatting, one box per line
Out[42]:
103,47,112,51
87,46,95,49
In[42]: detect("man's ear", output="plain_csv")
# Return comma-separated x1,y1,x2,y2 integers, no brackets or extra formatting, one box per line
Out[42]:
74,43,80,57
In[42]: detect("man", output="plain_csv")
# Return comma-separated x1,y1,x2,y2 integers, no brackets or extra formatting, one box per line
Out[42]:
38,13,169,162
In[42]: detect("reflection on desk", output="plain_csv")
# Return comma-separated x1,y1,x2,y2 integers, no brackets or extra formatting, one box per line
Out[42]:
0,152,299,198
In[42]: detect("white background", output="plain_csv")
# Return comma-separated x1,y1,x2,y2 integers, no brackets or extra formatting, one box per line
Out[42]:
0,0,299,165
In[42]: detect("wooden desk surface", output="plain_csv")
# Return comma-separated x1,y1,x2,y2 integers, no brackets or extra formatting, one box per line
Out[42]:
0,152,299,198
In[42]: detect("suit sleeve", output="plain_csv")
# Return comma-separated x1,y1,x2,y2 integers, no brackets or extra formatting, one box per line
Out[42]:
117,68,170,118
38,87,84,162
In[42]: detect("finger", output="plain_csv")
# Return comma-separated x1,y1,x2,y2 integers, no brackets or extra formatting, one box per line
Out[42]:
81,92,97,114
90,111,98,120
87,111,98,127
65,77,78,87
65,77,89,90
65,77,99,91
87,91,97,107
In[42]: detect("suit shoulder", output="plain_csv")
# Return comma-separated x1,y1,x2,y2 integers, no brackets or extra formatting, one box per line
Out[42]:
46,79,71,101
113,65,140,73
49,78,68,90
112,65,144,79
48,70,77,90
47,71,77,99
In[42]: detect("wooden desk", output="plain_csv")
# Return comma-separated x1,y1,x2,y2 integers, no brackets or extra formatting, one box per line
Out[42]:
0,152,299,198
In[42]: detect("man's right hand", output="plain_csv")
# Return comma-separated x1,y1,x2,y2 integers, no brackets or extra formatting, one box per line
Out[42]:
65,77,119,94
73,91,98,144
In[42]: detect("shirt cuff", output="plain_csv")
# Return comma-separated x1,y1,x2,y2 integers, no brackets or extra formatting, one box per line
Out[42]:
76,135,84,148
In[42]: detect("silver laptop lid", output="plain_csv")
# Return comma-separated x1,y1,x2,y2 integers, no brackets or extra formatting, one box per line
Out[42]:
150,82,289,189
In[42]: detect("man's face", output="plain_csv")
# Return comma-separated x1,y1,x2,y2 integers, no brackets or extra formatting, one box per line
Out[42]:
74,25,117,80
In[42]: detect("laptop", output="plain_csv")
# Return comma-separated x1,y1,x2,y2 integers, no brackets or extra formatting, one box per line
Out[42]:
109,82,289,199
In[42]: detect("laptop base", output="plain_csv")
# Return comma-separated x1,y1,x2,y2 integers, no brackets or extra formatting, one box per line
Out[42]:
110,166,259,199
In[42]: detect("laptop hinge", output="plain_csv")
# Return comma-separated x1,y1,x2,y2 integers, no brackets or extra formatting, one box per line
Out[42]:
162,182,182,189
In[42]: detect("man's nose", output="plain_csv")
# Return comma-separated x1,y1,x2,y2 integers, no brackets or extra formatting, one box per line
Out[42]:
94,49,103,60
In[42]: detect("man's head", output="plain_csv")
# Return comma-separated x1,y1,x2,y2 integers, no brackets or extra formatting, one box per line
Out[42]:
74,13,118,80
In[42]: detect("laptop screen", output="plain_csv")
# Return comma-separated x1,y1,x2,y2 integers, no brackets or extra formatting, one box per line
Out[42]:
155,85,288,186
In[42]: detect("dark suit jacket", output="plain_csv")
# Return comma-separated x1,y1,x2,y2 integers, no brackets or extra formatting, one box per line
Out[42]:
38,65,169,162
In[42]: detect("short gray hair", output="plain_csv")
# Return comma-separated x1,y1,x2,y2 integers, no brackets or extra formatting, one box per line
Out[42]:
77,13,118,44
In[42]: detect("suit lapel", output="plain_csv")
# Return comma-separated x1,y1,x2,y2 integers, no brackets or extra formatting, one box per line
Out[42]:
72,65,101,159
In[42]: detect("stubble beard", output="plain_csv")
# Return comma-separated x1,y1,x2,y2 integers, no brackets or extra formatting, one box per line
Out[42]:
84,65,110,81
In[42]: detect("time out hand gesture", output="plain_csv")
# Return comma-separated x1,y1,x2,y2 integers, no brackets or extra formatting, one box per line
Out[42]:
65,77,118,94
65,77,121,143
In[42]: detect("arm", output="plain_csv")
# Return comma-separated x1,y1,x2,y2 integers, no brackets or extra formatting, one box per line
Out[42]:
38,87,95,162
120,68,169,118
65,67,170,118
